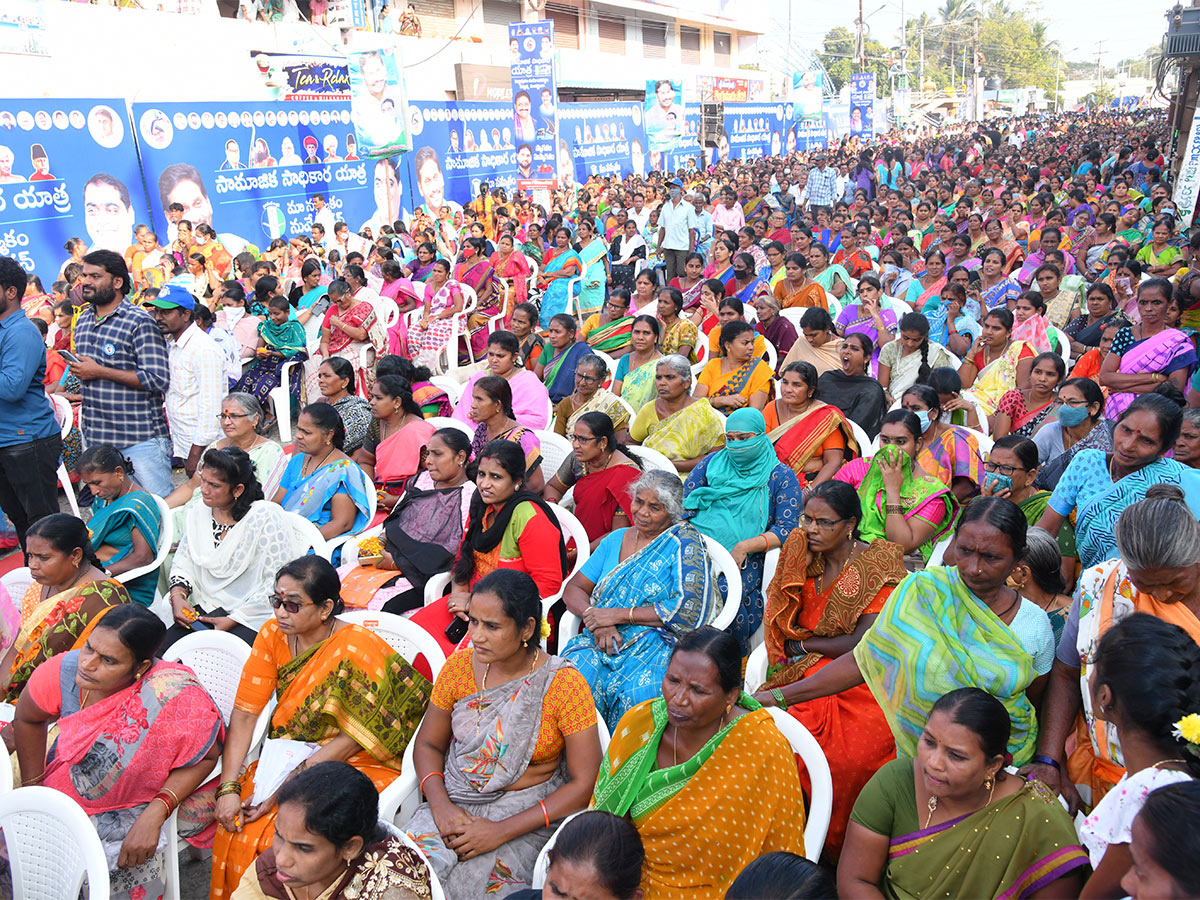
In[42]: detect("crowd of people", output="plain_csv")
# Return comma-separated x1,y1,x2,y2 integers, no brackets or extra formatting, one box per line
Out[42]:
1,106,1200,899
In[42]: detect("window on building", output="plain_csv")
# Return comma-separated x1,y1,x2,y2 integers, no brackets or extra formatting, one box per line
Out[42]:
680,25,701,65
482,0,521,45
714,30,731,67
598,16,625,54
642,21,667,59
546,3,581,49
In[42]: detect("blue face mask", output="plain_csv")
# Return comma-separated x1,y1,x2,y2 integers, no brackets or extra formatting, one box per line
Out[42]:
913,410,932,433
1057,404,1090,427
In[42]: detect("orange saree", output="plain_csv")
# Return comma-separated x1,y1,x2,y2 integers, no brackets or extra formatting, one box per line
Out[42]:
210,620,431,898
762,530,907,860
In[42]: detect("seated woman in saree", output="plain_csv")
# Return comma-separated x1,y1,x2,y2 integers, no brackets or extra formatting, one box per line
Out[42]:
667,252,705,316
628,268,660,318
808,241,851,302
75,444,162,608
304,279,385,399
1029,488,1200,817
404,258,466,370
683,408,802,653
817,333,888,439
756,481,908,861
838,688,1087,900
1036,393,1200,571
312,357,373,454
234,295,308,413
613,316,665,412
375,354,452,420
165,393,288,542
1032,376,1110,491
1135,218,1185,279
766,361,856,491
545,412,642,544
15,604,225,900
583,290,635,358
767,499,1055,775
593,627,807,898
1064,282,1120,358
608,220,646,295
167,447,306,647
774,251,828,311
781,306,845,376
538,226,583,327
534,314,592,404
410,441,567,656
491,233,532,324
234,761,434,900
402,240,438,282
453,331,552,431
695,321,774,415
904,247,948,313
463,375,545,494
837,275,898,375
0,514,131,703
574,217,609,320
629,356,726,474
896,384,983,503
456,237,501,358
876,312,957,404
340,428,474,614
703,296,768,360
834,410,958,564
353,375,436,516
656,286,699,364
1011,290,1055,354
561,469,715,730
958,308,1035,416
753,292,798,363
992,351,1065,440
210,556,432,899
509,302,545,371
407,569,601,897
274,403,373,543
551,355,631,441
1101,279,1197,418
726,252,771,309
982,215,1025,275
978,245,1022,311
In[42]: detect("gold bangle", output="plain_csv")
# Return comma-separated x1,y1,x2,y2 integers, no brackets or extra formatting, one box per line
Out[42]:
628,607,635,625
152,796,173,818
159,787,181,808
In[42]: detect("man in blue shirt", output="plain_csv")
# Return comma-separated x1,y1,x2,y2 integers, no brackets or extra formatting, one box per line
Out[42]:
0,257,63,554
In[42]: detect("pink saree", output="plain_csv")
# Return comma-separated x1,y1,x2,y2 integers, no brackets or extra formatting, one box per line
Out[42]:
1105,328,1198,418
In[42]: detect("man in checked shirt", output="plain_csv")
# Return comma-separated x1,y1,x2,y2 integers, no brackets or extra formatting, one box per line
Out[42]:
71,251,173,497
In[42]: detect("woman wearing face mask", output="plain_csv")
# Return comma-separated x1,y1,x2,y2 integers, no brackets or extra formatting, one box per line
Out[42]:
898,384,983,504
1101,279,1196,418
215,282,262,360
1032,376,1110,491
992,351,1065,440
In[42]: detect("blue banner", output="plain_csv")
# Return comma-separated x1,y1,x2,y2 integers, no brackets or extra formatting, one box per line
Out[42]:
405,100,520,215
645,79,686,154
131,100,394,254
0,98,149,277
559,102,648,181
849,73,876,142
721,102,786,162
657,109,707,173
508,20,559,191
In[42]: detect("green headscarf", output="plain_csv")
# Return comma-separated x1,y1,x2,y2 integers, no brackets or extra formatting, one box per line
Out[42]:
683,407,778,545
857,443,912,544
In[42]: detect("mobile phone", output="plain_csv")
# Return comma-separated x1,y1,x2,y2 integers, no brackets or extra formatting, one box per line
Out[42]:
59,349,81,365
444,616,468,645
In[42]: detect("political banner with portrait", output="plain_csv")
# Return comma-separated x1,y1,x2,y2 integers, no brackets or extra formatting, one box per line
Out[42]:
347,48,410,159
508,20,559,191
721,102,786,163
644,79,685,154
404,100,520,218
559,102,648,182
0,98,149,276
130,101,405,255
849,73,876,142
792,70,825,121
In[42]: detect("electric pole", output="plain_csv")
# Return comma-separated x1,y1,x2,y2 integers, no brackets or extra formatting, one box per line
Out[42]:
919,28,925,92
972,14,980,120
856,0,866,72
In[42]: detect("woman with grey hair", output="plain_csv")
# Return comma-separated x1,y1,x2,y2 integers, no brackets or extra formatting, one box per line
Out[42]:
1173,406,1200,469
550,353,632,440
628,354,725,473
1009,526,1072,645
163,391,288,534
1029,483,1200,814
560,467,718,729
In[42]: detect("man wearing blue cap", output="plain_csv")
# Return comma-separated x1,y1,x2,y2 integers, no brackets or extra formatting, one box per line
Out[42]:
146,284,226,478
657,177,698,283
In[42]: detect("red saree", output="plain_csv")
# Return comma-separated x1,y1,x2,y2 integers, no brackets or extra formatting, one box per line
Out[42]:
572,463,640,542
765,401,857,483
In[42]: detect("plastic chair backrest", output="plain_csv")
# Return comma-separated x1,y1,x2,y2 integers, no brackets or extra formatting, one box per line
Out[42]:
778,307,806,331
536,430,573,480
0,786,111,900
338,610,448,682
531,811,586,889
163,630,253,726
764,706,833,860
744,642,768,693
49,393,72,440
846,419,874,459
629,444,677,474
58,462,81,517
114,495,174,587
428,375,462,406
1,568,33,609
546,504,591,598
703,535,742,631
282,510,332,560
426,416,475,441
1050,326,1072,367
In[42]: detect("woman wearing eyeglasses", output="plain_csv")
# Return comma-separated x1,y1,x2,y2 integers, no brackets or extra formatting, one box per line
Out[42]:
164,446,308,651
210,555,432,899
546,412,642,544
756,480,907,861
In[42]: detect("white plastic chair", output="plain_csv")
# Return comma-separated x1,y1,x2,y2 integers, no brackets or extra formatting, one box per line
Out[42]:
392,826,447,900
1049,326,1071,368
764,706,833,860
324,488,379,561
845,419,874,460
778,307,806,332
536,430,573,479
1,568,33,608
531,811,585,889
49,393,72,440
0,786,111,900
58,463,81,518
426,416,475,441
0,742,12,794
269,357,304,444
563,275,583,318
163,629,252,726
428,375,462,407
114,495,173,589
590,349,617,380
612,395,637,429
927,533,954,566
629,444,677,474
282,509,332,560
704,535,743,632
745,642,769,693
370,296,401,330
761,338,778,371
338,610,447,682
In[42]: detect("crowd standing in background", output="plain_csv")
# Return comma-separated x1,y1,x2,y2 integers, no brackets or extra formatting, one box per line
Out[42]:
2,107,1200,899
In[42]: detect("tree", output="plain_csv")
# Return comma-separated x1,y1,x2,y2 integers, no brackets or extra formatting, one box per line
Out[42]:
817,26,895,95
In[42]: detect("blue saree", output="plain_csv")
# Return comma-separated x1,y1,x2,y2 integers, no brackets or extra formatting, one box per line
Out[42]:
561,522,716,730
279,456,373,537
539,248,583,327
577,239,609,320
88,491,162,607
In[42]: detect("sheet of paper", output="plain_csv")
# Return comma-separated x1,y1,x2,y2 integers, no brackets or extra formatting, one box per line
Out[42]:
250,738,319,807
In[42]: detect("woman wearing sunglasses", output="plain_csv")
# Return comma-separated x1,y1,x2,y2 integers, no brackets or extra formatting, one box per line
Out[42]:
164,446,307,651
210,555,432,898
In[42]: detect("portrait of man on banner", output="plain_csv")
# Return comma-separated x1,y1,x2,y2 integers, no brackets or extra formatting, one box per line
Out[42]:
645,78,683,153
349,48,409,159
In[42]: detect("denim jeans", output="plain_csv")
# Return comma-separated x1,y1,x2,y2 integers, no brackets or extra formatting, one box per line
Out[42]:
0,434,63,553
120,436,173,497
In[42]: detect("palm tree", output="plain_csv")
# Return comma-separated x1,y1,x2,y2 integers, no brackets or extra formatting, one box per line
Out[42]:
938,0,977,84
